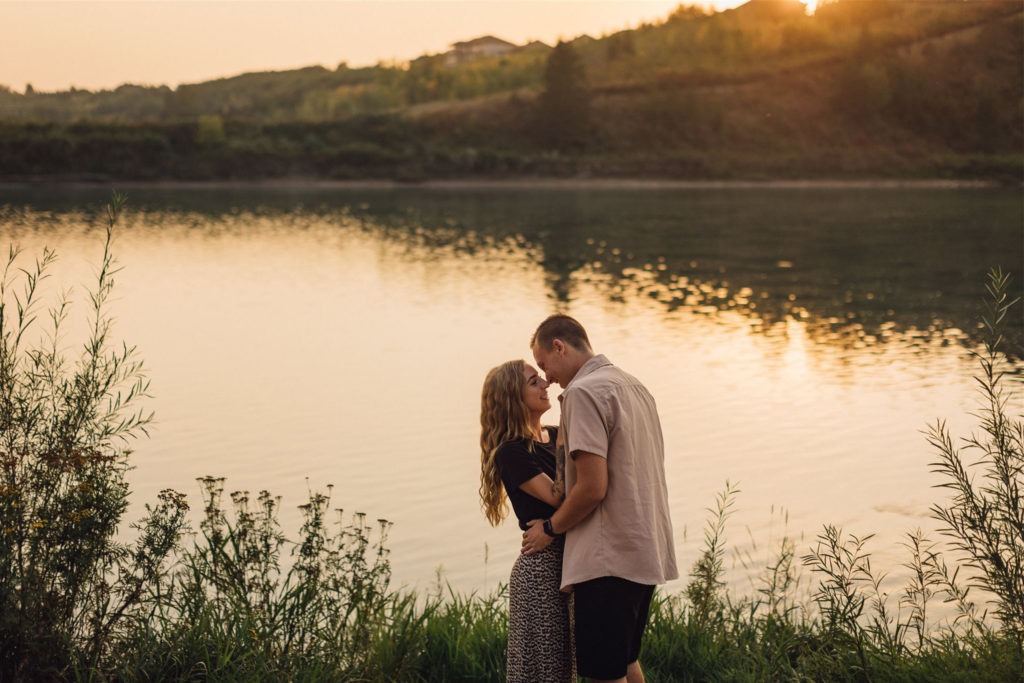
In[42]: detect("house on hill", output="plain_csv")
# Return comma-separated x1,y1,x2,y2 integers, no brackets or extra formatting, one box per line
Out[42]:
443,36,518,66
522,40,551,51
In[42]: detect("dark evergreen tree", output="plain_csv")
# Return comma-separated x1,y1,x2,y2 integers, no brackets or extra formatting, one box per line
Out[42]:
537,41,591,149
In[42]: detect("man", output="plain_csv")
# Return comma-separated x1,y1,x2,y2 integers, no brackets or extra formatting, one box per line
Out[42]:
522,314,678,683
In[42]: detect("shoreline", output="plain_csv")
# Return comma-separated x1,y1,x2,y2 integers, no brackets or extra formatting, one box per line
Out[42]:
0,177,1007,192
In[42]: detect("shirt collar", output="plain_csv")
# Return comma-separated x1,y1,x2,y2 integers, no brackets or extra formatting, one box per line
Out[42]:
558,354,611,400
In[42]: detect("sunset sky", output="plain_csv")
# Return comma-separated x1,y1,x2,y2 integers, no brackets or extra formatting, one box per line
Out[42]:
1,1,762,93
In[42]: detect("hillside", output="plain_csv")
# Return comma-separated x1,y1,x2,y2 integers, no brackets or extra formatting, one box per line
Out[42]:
0,0,1020,182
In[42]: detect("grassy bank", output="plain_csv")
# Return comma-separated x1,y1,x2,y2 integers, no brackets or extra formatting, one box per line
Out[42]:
61,479,1024,682
38,476,1023,682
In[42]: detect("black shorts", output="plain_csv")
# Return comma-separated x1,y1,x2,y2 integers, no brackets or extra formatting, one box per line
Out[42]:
573,576,655,680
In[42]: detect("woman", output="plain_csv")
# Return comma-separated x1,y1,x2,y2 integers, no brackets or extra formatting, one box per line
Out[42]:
480,360,575,683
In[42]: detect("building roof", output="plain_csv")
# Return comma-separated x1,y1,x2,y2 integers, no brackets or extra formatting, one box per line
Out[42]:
451,35,518,49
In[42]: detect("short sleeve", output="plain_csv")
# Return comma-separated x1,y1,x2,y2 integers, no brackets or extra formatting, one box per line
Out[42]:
495,441,546,492
562,388,608,459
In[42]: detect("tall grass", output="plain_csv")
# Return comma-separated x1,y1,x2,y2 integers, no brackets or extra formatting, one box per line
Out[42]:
112,477,395,681
928,267,1024,644
108,476,507,681
2,201,1021,680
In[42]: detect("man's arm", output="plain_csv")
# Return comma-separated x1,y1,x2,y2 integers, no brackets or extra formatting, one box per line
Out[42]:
522,452,607,555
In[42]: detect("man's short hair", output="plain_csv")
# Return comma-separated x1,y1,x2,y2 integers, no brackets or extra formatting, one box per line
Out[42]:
531,314,592,352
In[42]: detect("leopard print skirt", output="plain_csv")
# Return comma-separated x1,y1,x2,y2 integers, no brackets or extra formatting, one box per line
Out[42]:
506,537,576,683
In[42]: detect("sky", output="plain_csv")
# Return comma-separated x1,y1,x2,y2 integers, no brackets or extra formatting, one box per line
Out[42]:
0,0,755,93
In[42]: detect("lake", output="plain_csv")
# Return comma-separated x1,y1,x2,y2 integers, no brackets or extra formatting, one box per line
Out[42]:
1,182,1022,601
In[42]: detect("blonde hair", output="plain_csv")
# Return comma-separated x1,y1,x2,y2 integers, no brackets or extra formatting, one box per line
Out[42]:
479,359,538,527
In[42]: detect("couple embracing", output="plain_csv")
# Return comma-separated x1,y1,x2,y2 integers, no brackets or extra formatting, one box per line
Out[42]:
480,315,678,683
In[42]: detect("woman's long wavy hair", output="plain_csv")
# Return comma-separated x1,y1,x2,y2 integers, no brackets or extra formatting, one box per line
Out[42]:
480,359,538,527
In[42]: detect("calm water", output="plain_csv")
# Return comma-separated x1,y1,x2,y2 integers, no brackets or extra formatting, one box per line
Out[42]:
1,183,1022,599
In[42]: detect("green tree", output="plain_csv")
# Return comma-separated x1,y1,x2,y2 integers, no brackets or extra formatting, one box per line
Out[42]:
536,40,591,149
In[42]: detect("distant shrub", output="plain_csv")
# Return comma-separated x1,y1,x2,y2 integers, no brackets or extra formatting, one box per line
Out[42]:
196,114,226,145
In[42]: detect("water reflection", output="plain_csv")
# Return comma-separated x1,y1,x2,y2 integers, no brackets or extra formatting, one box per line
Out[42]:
333,187,1023,355
1,184,1021,600
4,185,1020,359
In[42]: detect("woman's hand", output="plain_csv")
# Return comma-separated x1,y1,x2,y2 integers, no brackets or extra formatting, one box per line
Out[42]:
522,519,555,555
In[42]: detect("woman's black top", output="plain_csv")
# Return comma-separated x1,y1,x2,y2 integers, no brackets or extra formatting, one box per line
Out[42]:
495,427,559,531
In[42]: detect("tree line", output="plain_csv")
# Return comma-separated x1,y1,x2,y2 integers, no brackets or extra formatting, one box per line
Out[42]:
0,0,1020,181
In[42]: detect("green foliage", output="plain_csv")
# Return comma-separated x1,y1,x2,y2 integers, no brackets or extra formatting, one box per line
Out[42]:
98,476,507,681
407,584,508,681
404,49,545,107
0,1,1018,126
161,65,392,122
536,41,592,149
928,267,1024,644
114,478,394,680
0,192,188,680
604,31,637,62
196,115,226,145
96,479,1019,682
641,488,1022,682
834,60,893,119
0,2,1020,180
817,0,904,28
687,480,738,626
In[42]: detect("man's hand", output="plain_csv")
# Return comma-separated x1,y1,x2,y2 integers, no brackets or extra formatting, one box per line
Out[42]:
521,453,607,556
522,519,554,555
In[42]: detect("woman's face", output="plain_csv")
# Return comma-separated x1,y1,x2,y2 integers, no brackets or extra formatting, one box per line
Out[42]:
522,364,551,416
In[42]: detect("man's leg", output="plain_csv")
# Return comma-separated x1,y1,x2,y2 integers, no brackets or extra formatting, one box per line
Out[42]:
574,578,632,682
575,578,655,683
623,582,654,683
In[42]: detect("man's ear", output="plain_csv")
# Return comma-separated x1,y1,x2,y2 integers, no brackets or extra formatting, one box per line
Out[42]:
552,339,565,355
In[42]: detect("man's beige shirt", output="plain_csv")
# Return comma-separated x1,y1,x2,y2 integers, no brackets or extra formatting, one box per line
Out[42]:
557,354,679,589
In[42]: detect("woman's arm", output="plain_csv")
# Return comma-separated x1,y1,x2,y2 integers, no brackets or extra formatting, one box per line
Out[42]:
518,473,564,508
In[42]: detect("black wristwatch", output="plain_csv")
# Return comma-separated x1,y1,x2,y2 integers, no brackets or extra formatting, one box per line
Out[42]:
542,518,558,537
